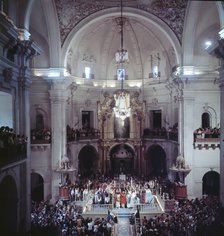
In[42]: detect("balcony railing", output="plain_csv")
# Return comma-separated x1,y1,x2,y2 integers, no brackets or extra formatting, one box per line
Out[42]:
143,128,178,141
193,128,220,149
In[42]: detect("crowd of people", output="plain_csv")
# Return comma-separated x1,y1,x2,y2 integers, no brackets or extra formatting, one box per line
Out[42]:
31,128,51,143
139,195,224,236
194,127,220,141
68,177,155,211
143,125,178,141
66,125,100,142
31,200,118,236
0,126,27,165
31,175,224,236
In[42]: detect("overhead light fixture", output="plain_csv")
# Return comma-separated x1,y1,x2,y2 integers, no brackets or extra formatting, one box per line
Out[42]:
113,0,131,125
205,40,212,49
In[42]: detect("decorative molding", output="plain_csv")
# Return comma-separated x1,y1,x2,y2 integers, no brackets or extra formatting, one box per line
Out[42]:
55,0,187,44
193,142,220,150
17,28,31,41
31,144,51,150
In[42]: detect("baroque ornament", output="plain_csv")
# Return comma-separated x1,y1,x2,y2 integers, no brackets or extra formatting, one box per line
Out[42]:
55,0,187,44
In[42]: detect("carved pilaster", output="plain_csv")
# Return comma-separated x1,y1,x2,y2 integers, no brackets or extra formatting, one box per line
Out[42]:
48,78,72,201
208,36,224,207
171,75,184,156
49,79,71,161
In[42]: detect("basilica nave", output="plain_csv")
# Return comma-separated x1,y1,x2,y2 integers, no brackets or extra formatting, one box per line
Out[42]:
0,0,224,235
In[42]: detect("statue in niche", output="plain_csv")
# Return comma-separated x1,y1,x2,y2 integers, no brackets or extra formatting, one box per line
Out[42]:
114,91,130,111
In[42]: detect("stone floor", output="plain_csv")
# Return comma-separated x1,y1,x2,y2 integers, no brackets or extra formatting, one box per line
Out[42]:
114,208,134,236
117,216,131,235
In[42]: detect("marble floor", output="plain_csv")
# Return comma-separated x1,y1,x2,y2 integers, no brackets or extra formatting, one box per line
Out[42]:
116,208,134,236
117,216,132,235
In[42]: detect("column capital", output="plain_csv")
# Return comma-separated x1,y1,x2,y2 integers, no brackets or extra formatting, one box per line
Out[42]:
49,79,72,103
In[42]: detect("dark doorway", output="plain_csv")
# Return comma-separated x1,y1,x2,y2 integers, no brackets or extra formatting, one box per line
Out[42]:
202,171,219,196
31,173,44,202
146,145,167,178
151,110,162,129
78,145,98,177
82,111,93,129
36,113,44,130
110,144,134,176
0,175,18,235
202,112,210,129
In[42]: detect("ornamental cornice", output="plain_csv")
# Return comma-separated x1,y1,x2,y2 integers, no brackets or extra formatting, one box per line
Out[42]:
48,78,72,90
54,0,187,44
193,142,220,150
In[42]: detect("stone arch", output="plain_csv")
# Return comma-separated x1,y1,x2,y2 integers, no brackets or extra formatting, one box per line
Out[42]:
109,143,135,176
31,105,50,130
202,104,218,128
0,175,18,235
182,1,221,66
31,172,44,202
202,170,219,196
61,7,181,72
145,144,167,178
78,145,98,178
216,1,224,29
27,0,61,67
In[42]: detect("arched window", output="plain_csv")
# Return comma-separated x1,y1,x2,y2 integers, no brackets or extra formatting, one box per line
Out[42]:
36,113,44,130
202,112,210,129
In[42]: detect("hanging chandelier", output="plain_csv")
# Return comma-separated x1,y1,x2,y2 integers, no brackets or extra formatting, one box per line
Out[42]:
113,0,131,124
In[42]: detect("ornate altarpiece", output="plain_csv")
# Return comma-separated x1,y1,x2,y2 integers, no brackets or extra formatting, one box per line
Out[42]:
97,90,146,176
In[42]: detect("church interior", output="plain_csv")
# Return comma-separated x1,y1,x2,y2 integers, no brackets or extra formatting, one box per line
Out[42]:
0,0,224,235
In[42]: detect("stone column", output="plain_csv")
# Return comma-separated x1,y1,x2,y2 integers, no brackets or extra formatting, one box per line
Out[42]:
174,78,184,157
172,76,191,184
219,67,224,207
16,39,39,233
183,96,195,197
49,79,71,201
17,72,32,231
208,37,224,207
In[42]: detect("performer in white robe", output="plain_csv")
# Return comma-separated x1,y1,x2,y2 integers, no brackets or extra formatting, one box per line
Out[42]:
145,188,154,203
115,192,120,208
126,191,131,208
130,191,136,208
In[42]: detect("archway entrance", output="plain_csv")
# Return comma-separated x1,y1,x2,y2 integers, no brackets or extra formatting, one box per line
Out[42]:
78,145,98,178
202,171,219,196
31,172,44,202
110,144,134,176
0,175,18,235
145,145,167,178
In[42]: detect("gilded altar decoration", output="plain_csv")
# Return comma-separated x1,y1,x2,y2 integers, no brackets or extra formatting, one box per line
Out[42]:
113,90,131,124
